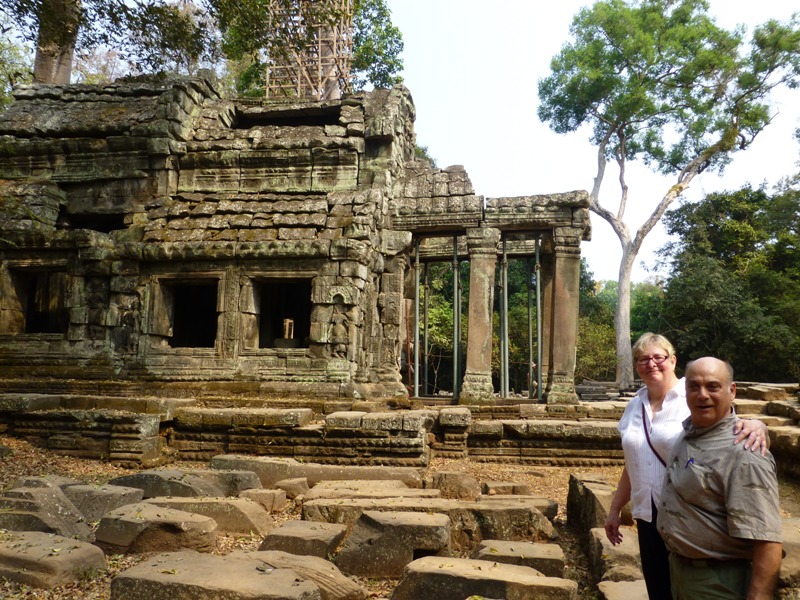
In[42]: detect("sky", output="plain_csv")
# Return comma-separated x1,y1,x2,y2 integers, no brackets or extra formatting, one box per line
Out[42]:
384,0,800,282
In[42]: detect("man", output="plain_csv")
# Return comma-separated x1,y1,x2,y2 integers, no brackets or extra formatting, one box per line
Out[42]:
657,357,782,600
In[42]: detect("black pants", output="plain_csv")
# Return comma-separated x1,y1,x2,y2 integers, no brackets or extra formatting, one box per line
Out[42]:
637,500,672,600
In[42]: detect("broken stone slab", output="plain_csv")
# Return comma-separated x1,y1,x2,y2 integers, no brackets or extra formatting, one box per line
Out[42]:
588,527,642,582
391,556,578,600
235,550,366,600
335,510,450,578
276,477,311,499
475,539,565,577
0,486,93,541
475,495,558,522
110,550,322,600
259,520,347,558
304,480,440,501
63,483,145,522
95,502,218,554
303,497,554,553
211,455,424,488
426,471,480,501
597,579,648,600
239,488,288,512
108,468,261,498
11,474,82,489
145,496,274,536
566,473,632,536
0,530,106,589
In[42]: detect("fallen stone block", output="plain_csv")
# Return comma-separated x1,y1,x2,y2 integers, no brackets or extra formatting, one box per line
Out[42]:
108,469,227,498
0,486,93,541
0,530,106,589
276,477,311,499
260,520,347,558
475,539,565,577
11,474,81,489
566,473,632,536
391,556,578,600
95,502,217,554
588,527,642,582
304,479,440,501
482,481,532,496
597,579,648,600
145,496,273,536
110,550,321,600
210,455,423,488
335,510,450,577
236,550,366,600
427,471,480,500
63,483,144,522
303,497,554,552
476,495,558,521
239,488,288,512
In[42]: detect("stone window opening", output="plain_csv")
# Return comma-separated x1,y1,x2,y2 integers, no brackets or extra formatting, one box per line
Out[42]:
149,279,220,348
241,278,312,350
0,268,69,335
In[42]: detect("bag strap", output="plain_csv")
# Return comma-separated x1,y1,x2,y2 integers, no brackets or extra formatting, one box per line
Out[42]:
641,402,667,468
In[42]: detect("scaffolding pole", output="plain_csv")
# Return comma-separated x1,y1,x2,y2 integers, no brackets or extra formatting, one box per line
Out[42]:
452,236,461,401
413,239,420,398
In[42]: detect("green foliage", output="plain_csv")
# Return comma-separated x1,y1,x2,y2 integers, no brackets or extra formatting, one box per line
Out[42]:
0,22,32,107
660,185,800,381
576,316,617,382
414,145,437,168
351,0,403,90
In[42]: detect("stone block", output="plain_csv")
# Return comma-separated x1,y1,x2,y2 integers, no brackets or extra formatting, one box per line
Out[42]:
0,530,106,589
145,496,274,536
597,579,648,600
325,411,366,428
476,539,565,577
238,488,288,512
302,497,555,553
566,473,632,536
0,486,93,541
210,455,424,488
108,469,227,498
336,510,451,577
95,502,218,554
482,481,533,496
391,556,578,600
63,483,144,522
304,480,439,501
439,407,472,427
259,519,347,558
427,471,481,501
239,550,366,600
110,550,321,600
275,477,311,500
588,527,642,582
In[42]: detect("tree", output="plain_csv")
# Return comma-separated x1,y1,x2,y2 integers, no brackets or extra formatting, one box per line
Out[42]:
659,185,800,381
538,0,800,387
2,0,402,89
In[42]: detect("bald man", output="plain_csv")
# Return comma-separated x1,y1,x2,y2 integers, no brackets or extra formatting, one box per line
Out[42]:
657,357,782,600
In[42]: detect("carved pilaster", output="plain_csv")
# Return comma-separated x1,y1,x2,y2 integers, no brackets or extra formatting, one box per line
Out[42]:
459,226,500,405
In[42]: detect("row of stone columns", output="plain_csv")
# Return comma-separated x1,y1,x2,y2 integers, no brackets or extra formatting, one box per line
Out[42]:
437,225,581,405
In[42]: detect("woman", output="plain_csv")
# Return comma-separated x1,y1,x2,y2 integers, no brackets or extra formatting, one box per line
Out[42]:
603,333,769,600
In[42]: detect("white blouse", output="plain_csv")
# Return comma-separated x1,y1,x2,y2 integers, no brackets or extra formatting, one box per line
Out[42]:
617,378,689,522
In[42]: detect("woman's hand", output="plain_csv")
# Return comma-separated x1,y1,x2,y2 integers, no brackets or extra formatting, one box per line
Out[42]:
733,418,770,456
604,511,624,546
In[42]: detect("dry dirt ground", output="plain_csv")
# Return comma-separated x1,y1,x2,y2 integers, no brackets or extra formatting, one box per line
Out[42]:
1,434,799,600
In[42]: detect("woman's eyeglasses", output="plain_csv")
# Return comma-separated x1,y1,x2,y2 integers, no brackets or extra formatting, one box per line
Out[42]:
635,354,669,366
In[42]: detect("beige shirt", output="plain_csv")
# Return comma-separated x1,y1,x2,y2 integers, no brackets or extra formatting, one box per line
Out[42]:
657,413,782,560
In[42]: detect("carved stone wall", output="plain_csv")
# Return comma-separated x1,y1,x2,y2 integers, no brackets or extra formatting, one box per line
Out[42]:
0,76,589,402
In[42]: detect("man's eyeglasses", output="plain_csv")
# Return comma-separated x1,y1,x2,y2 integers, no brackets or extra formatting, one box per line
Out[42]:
635,354,669,366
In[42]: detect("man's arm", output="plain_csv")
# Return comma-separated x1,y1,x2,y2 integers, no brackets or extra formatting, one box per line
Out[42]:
747,540,782,600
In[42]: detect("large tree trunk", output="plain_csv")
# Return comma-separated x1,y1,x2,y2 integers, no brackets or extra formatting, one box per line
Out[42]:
33,0,81,84
614,246,636,389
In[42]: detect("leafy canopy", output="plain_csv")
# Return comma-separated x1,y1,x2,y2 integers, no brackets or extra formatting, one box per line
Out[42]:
538,0,800,177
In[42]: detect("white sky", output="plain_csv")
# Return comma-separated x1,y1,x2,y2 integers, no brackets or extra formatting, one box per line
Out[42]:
385,0,800,282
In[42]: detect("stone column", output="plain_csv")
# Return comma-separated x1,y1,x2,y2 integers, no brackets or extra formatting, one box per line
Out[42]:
544,228,582,404
459,226,501,405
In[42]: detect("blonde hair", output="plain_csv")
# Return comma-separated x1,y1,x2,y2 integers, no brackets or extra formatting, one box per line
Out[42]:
632,332,675,361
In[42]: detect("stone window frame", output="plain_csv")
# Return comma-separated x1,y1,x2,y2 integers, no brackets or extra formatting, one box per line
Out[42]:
0,259,72,339
144,272,226,355
238,271,315,355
